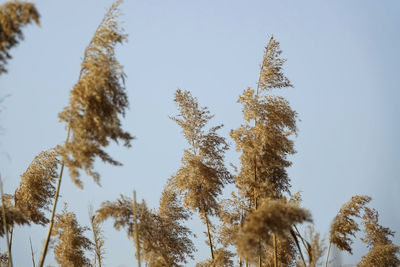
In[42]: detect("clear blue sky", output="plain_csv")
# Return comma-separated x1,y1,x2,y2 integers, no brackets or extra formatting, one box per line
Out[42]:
0,0,399,266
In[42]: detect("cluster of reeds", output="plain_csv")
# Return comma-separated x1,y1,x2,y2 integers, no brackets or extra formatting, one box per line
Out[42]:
0,0,399,266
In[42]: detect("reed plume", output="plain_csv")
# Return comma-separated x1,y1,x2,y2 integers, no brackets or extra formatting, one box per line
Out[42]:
14,150,59,225
231,89,297,202
325,195,371,267
171,89,232,264
58,0,133,187
97,181,195,267
196,248,235,267
0,0,40,74
231,37,296,266
154,178,195,266
0,194,29,236
296,225,326,267
236,199,312,263
51,205,93,267
357,207,400,267
38,1,132,265
96,194,136,237
329,195,371,254
258,36,292,91
89,205,105,267
218,192,250,248
263,235,297,267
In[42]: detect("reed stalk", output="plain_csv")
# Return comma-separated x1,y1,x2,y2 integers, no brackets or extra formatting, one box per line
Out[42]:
29,237,35,267
324,241,332,267
38,127,70,267
0,178,13,267
205,215,215,266
133,191,141,267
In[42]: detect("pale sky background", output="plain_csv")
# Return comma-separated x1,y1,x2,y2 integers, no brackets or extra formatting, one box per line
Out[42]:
0,0,399,266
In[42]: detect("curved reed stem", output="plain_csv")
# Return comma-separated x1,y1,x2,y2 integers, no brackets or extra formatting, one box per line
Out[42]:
0,178,13,267
38,127,71,267
324,241,332,267
133,190,141,267
273,234,278,267
29,237,36,267
205,215,215,267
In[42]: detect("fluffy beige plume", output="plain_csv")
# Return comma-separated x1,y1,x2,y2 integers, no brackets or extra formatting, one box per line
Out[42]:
145,182,195,267
171,89,231,264
14,150,59,225
258,36,292,91
96,195,136,236
0,194,29,236
171,89,232,218
236,199,312,263
51,205,93,267
329,195,371,254
231,37,296,209
218,192,250,248
263,236,297,267
231,88,297,202
89,205,105,267
296,225,327,267
97,182,195,267
357,208,400,267
0,0,40,74
196,248,235,267
58,0,133,187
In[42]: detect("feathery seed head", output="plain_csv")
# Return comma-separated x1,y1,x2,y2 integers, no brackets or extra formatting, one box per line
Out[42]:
329,195,371,254
0,194,29,236
52,205,93,267
236,199,312,262
258,36,292,91
14,149,59,225
0,0,40,74
58,0,133,188
171,89,231,219
357,207,400,267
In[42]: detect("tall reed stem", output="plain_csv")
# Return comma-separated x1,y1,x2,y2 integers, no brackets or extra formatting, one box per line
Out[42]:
290,228,307,267
273,234,278,267
205,215,215,266
133,190,141,267
8,225,13,252
38,127,71,267
324,241,332,267
0,178,13,267
29,237,36,267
